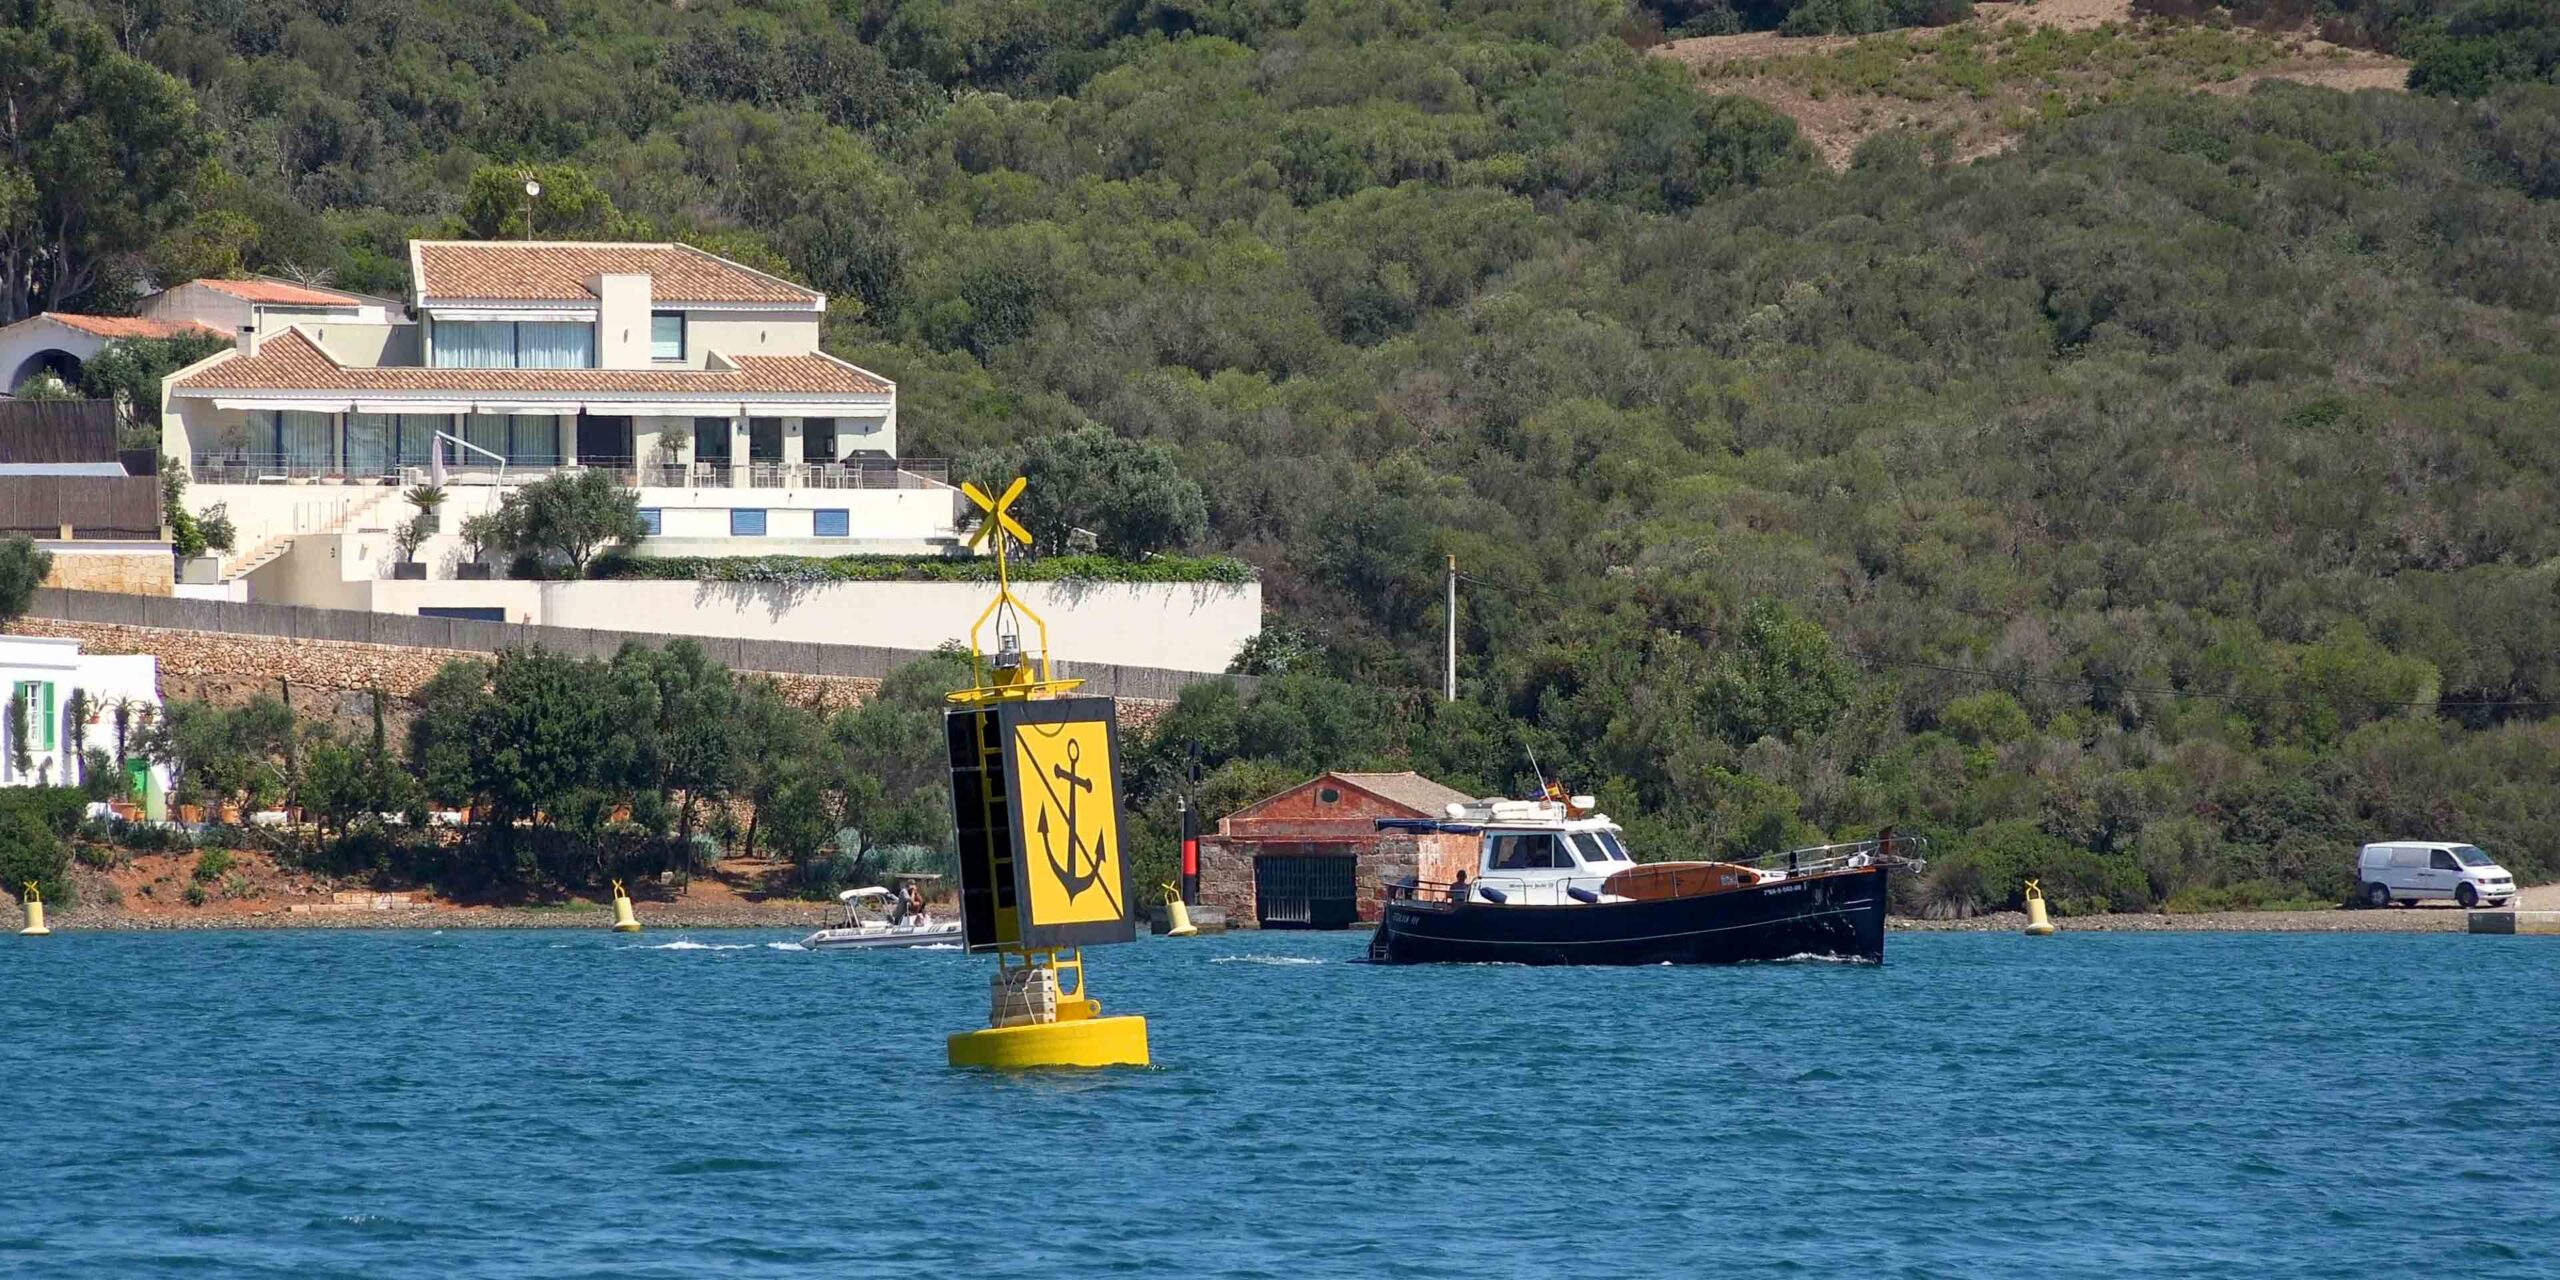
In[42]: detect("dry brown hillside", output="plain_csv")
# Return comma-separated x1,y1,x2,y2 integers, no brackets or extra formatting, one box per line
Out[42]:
1657,0,2410,167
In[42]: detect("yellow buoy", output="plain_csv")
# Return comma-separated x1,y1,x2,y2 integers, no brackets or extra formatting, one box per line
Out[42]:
610,879,642,933
2023,879,2057,936
949,1015,1151,1069
19,881,50,936
1162,881,1199,938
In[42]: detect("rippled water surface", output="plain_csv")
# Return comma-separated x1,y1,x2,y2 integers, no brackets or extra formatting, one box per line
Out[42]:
5,928,2556,1277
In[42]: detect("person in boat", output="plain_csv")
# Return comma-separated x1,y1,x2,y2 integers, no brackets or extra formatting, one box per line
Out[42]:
903,882,928,924
1448,869,1470,906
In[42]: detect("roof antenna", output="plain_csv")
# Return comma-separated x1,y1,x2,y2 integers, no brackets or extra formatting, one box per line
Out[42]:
1524,741,1546,799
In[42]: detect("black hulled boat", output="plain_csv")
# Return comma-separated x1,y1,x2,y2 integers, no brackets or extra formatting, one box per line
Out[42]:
1367,797,1924,966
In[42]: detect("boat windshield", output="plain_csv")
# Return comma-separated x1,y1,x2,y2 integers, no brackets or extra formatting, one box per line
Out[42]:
1568,832,1621,865
2451,845,2495,867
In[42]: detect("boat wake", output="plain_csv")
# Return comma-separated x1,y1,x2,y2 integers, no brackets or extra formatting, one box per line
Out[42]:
629,940,757,951
914,943,963,951
1211,956,1324,966
764,941,808,952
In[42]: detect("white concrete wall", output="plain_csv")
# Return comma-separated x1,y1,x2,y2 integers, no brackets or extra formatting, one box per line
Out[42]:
357,578,1262,673
678,313,822,366
595,274,651,368
0,636,167,792
0,317,107,393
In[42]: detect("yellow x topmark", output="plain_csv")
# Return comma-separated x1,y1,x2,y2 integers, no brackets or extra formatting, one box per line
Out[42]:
963,476,1033,551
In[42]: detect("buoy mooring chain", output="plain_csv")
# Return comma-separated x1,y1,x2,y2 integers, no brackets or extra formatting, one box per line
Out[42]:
18,881,50,936
2023,879,2057,937
610,880,642,933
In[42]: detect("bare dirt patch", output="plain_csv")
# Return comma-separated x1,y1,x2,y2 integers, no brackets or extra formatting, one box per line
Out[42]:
1656,1,2407,168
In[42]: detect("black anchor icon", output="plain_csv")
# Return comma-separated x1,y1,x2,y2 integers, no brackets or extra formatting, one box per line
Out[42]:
1036,738,1121,914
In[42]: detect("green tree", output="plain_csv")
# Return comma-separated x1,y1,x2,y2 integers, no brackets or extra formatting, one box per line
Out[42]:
0,535,53,624
77,331,233,439
803,648,971,889
493,469,648,575
455,163,624,241
0,0,210,322
1008,426,1209,557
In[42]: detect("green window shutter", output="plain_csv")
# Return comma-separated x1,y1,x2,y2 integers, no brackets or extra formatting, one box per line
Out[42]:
41,682,55,751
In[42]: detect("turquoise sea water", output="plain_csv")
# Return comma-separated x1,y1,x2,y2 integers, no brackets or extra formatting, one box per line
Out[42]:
3,928,2555,1278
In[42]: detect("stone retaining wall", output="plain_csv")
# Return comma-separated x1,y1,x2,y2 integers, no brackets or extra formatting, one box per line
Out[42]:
4,617,1168,734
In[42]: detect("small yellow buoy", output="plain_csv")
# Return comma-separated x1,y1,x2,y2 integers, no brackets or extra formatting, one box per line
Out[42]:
1161,881,1198,938
2023,878,2057,936
19,881,50,936
610,879,642,933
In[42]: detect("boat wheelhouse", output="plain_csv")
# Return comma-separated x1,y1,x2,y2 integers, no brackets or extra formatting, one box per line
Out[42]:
1368,796,1923,966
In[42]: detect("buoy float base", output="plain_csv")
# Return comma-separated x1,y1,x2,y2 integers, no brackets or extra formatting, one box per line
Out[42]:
1166,898,1199,938
948,1014,1150,1069
18,900,48,936
2024,922,2055,937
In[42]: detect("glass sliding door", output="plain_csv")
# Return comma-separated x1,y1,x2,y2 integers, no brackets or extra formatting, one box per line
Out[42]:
396,415,446,469
433,321,517,368
461,413,510,468
516,322,595,369
345,413,394,478
693,417,732,462
280,411,334,473
508,415,562,466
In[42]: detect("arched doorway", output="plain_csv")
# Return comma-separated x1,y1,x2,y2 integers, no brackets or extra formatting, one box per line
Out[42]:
7,347,82,394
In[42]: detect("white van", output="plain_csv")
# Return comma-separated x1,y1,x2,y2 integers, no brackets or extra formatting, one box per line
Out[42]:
2357,841,2517,909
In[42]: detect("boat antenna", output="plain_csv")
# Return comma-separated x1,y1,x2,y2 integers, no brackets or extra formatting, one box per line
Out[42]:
1524,741,1546,796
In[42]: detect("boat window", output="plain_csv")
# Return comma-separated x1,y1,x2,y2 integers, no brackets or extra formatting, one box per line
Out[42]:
2430,850,2460,872
1487,834,1558,870
1568,833,1614,865
1594,831,1630,862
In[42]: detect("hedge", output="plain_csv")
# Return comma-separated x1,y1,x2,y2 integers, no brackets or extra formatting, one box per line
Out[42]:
586,552,1257,585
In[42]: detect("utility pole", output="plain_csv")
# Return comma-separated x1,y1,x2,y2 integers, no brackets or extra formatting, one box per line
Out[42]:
1445,554,1458,703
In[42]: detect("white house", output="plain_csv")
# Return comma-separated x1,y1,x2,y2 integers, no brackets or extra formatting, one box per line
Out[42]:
0,636,167,800
160,241,946,576
0,275,389,396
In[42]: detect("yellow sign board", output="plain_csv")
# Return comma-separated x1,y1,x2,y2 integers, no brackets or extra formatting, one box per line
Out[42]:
1012,715,1127,930
946,697,1137,952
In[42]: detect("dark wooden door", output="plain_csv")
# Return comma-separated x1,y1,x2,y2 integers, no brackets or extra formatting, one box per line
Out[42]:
1255,853,1359,929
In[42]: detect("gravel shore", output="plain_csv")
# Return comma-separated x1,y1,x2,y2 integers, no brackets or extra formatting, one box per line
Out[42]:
42,903,835,931
1893,907,2474,933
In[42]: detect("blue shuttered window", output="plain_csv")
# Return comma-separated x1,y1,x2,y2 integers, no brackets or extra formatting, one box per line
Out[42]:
813,509,849,538
730,509,766,537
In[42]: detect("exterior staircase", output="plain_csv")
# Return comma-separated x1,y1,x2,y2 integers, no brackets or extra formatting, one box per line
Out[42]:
219,487,398,582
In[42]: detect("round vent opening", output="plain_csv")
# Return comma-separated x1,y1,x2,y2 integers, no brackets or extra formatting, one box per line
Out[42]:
1317,787,1342,805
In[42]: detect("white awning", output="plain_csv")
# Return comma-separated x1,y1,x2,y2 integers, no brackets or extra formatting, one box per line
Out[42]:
432,308,598,323
352,401,473,416
742,403,890,417
583,402,744,417
209,397,354,413
471,401,582,415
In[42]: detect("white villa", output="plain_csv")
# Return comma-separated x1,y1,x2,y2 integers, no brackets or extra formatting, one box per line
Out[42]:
160,241,954,583
0,636,168,802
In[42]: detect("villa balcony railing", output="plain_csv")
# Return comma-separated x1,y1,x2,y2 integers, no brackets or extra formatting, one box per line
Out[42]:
190,455,953,492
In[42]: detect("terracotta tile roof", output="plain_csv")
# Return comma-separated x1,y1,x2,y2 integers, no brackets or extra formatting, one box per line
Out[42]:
412,242,822,306
41,314,228,339
193,278,363,306
170,330,888,396
1333,772,1478,816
